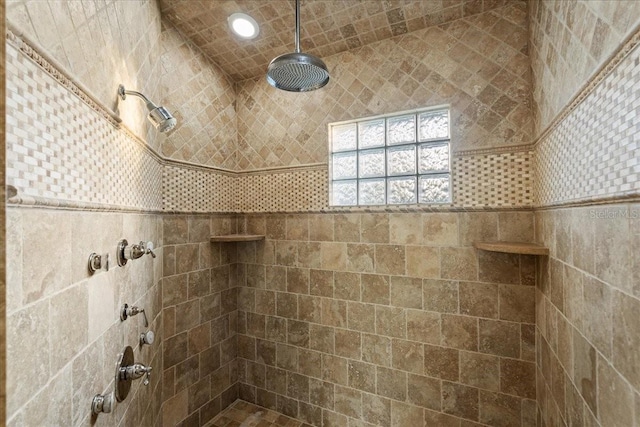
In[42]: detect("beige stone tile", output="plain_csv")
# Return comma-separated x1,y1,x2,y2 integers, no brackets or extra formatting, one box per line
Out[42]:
334,385,361,418
595,210,631,294
21,210,72,304
423,344,459,381
361,273,390,305
441,247,477,281
407,309,441,344
276,241,298,267
6,208,23,312
346,243,375,273
459,351,500,391
499,284,535,323
374,245,406,275
376,366,407,401
390,276,423,309
298,295,321,323
459,212,498,246
298,241,322,269
441,314,478,351
309,215,334,241
164,216,188,245
334,214,360,242
612,290,640,391
321,242,347,271
423,212,459,246
361,214,389,243
424,408,462,426
500,359,535,399
459,282,498,318
322,298,347,328
375,306,406,338
335,329,361,359
390,213,422,244
277,293,298,319
175,244,200,274
362,393,390,425
287,215,310,241
406,246,440,278
322,354,348,386
442,381,479,421
287,267,310,295
423,279,459,313
163,389,188,426
497,211,534,242
266,216,286,240
347,301,376,334
391,400,424,427
348,360,376,394
87,272,116,342
362,334,391,367
392,338,424,374
309,269,333,297
478,251,520,285
50,285,88,372
6,299,50,415
597,355,635,427
478,390,521,427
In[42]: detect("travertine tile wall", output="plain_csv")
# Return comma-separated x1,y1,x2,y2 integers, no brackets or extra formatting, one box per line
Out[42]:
529,2,640,427
7,0,239,170
6,208,163,427
160,214,240,426
234,211,538,426
236,2,533,171
534,205,640,427
528,0,640,134
159,22,238,169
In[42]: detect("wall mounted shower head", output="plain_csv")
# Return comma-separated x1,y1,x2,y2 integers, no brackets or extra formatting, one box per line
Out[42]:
118,85,177,133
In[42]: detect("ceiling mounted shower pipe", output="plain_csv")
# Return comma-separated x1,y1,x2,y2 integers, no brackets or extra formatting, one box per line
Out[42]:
118,85,177,133
266,0,330,92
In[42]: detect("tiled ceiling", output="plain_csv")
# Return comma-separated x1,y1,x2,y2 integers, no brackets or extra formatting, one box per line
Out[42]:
159,0,510,82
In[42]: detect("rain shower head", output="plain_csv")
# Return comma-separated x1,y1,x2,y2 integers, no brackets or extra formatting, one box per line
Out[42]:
266,0,329,92
118,85,177,133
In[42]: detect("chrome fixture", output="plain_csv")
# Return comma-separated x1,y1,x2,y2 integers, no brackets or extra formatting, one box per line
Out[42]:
116,239,156,267
88,252,109,274
91,392,114,415
140,330,155,347
118,84,177,132
266,0,329,92
120,303,149,328
115,346,152,402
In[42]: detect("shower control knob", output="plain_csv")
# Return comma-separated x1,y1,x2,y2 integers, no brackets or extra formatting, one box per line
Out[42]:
91,392,114,415
140,330,155,347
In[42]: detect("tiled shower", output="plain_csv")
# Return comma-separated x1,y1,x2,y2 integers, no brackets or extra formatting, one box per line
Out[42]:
3,1,639,427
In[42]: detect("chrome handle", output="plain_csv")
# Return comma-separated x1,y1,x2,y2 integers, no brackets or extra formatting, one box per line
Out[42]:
120,363,152,386
120,304,149,327
91,392,114,415
88,252,109,274
143,241,156,258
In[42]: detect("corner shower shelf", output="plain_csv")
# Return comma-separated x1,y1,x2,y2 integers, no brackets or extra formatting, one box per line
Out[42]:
210,234,265,243
473,241,549,256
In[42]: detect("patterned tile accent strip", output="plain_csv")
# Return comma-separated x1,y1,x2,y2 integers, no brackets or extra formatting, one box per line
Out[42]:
236,166,329,213
453,150,533,208
5,41,164,211
535,43,640,207
163,164,236,212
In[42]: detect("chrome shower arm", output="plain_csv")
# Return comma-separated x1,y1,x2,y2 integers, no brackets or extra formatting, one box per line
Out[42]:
118,85,156,109
295,0,301,53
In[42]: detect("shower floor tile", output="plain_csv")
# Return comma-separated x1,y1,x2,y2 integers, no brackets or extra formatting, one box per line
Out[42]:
206,400,312,427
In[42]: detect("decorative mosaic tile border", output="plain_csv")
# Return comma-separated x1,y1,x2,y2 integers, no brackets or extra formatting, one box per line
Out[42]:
535,42,640,206
163,164,236,213
5,40,164,211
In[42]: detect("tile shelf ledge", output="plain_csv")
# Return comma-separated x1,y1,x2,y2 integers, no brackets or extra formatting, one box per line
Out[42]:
473,241,549,256
210,234,266,242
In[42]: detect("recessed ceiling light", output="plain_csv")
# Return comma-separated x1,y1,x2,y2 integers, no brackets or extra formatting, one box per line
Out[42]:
228,13,259,39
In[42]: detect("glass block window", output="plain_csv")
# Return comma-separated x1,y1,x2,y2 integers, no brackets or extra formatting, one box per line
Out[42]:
329,107,451,206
